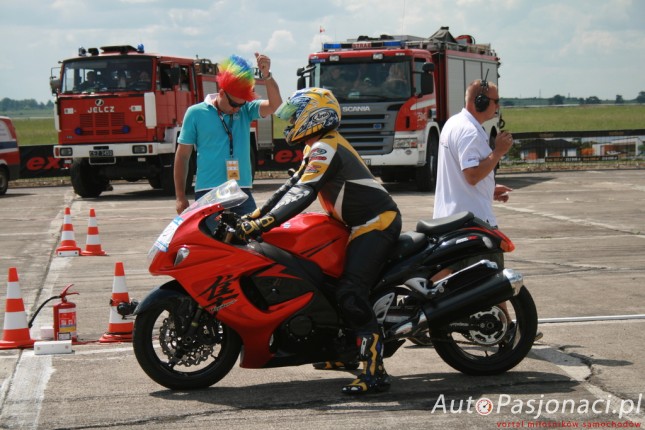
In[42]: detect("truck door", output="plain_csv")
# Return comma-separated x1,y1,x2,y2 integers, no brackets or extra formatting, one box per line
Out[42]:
156,62,178,127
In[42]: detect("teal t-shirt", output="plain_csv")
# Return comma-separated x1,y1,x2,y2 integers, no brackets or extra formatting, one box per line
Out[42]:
178,96,262,190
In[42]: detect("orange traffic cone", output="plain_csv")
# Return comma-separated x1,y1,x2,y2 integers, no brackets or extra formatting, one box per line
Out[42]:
56,207,81,256
99,262,133,343
0,268,36,350
81,208,107,256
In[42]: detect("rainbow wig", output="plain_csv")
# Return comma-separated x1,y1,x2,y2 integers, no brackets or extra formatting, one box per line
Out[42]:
216,55,256,102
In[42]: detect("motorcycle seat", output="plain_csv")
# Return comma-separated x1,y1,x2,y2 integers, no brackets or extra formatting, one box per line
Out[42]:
415,211,474,236
389,231,427,261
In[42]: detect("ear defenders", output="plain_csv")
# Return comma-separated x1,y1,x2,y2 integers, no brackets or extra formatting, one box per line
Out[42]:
474,79,490,112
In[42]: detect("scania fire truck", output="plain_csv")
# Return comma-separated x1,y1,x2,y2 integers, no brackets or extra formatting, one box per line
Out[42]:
297,26,501,191
51,45,273,197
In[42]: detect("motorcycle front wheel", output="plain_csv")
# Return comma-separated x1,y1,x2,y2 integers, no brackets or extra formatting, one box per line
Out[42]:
133,296,242,390
432,286,538,376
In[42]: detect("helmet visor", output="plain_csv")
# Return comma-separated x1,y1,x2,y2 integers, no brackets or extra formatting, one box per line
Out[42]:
275,100,299,122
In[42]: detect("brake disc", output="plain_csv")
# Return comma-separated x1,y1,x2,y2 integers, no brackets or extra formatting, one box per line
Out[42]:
159,317,215,366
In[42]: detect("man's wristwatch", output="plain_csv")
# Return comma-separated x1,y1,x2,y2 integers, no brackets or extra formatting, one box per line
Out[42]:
262,72,273,80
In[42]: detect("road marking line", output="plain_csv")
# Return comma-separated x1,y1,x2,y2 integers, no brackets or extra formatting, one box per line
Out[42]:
539,314,645,323
0,198,74,429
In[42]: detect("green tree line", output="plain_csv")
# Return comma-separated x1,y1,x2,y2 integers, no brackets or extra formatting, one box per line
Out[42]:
0,98,54,112
504,91,645,107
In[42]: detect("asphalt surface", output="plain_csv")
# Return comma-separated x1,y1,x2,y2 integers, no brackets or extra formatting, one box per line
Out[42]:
1,169,644,429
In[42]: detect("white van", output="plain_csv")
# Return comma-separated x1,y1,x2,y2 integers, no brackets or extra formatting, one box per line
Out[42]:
0,116,20,195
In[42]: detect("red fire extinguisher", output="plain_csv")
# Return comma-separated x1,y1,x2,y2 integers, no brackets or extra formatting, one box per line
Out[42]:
53,284,79,342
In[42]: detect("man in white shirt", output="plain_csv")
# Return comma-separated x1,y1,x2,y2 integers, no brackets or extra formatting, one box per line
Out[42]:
433,79,513,225
431,79,546,342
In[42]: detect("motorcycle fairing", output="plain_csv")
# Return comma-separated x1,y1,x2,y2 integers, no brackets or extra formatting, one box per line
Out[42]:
262,212,349,278
238,240,348,368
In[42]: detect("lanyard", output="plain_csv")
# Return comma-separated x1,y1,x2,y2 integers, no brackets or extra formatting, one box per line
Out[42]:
216,108,234,158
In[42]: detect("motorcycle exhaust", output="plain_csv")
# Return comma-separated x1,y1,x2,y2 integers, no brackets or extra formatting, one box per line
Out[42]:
388,268,523,339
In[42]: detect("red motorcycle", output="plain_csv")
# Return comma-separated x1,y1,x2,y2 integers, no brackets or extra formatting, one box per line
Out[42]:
132,180,538,390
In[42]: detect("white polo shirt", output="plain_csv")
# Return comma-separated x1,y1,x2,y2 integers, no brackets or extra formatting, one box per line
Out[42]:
433,108,497,225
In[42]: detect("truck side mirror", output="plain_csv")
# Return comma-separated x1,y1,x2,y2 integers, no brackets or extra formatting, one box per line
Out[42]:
50,78,61,95
422,63,435,73
420,62,435,95
297,76,306,90
296,66,315,90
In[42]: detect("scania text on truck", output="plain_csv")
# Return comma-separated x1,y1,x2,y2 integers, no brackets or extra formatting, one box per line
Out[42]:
50,45,273,198
297,26,501,191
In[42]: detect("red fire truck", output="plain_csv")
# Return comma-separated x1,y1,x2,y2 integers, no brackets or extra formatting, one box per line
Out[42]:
297,26,501,191
50,45,273,197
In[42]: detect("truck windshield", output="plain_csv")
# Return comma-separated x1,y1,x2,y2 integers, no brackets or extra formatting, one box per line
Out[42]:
319,60,411,102
61,57,154,94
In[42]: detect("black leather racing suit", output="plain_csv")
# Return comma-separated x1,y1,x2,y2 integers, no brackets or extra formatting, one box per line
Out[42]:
253,130,401,334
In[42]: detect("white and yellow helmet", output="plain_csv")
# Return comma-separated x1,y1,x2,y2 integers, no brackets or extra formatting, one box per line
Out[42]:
275,87,341,146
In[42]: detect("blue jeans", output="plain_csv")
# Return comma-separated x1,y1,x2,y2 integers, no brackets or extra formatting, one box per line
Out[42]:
194,188,257,216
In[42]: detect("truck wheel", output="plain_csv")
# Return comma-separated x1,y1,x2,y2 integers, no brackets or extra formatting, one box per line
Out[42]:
415,131,438,192
148,176,162,189
160,166,175,196
380,169,397,183
70,159,108,198
0,167,8,195
160,154,195,196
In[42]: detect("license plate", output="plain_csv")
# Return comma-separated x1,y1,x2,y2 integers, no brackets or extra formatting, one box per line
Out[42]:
89,149,114,157
362,158,371,166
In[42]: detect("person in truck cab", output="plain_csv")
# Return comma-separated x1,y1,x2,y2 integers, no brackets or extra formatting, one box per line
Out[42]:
132,71,151,90
322,66,351,94
79,71,99,91
382,63,409,97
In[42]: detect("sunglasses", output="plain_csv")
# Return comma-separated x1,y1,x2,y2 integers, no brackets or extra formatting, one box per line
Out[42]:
225,92,246,108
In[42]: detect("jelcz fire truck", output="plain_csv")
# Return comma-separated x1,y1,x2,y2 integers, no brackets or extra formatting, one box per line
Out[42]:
51,45,273,197
297,26,501,191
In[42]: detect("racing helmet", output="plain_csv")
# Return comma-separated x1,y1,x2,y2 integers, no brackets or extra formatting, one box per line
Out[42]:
275,87,341,146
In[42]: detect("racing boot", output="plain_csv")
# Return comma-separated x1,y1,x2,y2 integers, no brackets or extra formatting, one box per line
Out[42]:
341,333,390,395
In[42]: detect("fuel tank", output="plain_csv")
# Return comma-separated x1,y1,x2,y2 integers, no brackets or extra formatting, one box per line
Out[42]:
263,213,349,278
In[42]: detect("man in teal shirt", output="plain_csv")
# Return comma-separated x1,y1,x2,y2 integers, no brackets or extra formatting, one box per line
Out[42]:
174,52,281,215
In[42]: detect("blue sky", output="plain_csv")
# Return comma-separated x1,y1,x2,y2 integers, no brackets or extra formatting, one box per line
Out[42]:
1,0,644,103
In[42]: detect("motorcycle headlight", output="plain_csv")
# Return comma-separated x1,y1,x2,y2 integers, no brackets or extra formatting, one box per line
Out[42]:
174,247,190,266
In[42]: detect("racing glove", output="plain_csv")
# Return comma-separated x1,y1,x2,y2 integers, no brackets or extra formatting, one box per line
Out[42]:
235,215,276,241
242,208,262,220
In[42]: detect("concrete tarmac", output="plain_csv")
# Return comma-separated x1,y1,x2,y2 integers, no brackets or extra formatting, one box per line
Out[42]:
0,169,644,429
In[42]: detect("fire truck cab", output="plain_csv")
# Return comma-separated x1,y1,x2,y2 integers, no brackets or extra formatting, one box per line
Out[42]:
51,45,273,197
297,27,501,191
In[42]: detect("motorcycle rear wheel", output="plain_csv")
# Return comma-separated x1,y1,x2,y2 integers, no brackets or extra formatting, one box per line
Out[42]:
432,286,538,376
133,297,242,390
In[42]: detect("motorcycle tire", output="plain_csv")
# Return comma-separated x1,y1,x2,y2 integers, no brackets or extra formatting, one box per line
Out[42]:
431,286,538,376
133,297,242,390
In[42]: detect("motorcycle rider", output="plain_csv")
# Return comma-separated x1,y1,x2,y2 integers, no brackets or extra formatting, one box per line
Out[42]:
235,87,402,394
